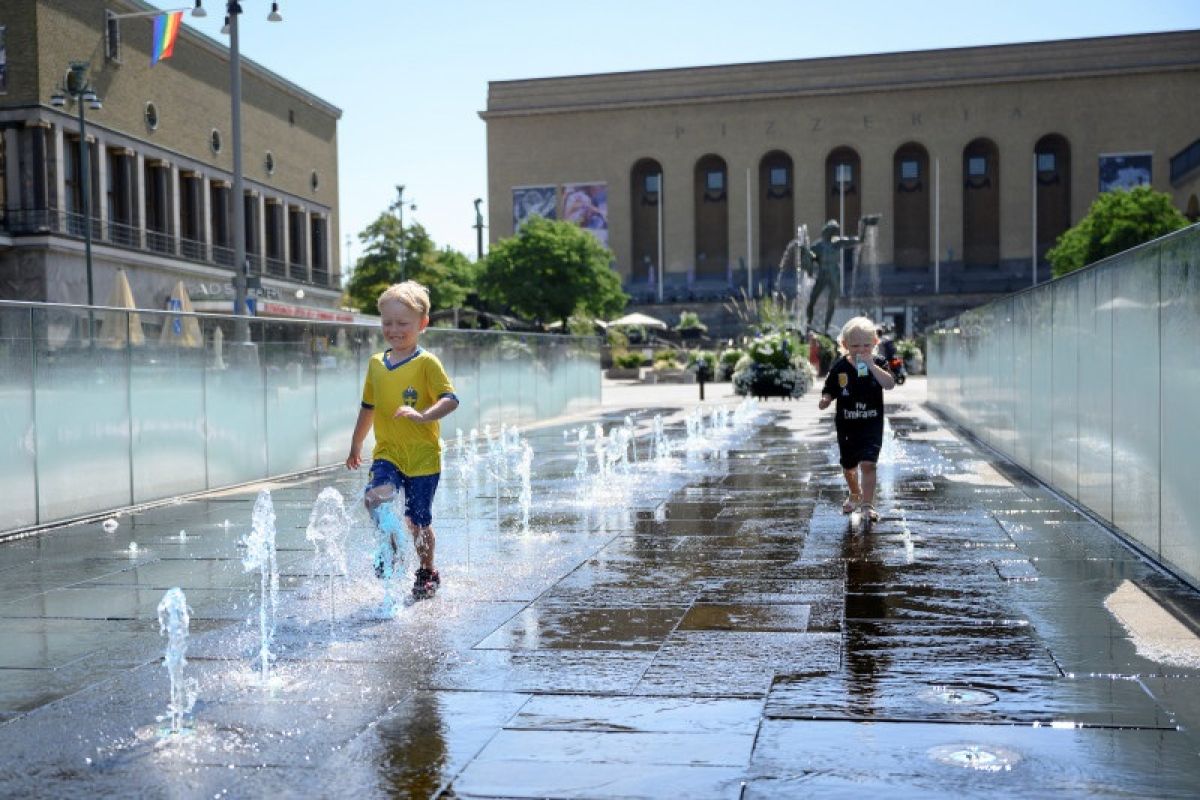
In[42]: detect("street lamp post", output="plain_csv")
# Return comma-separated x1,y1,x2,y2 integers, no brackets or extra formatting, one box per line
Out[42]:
50,62,103,308
211,1,282,340
473,198,485,260
394,185,416,281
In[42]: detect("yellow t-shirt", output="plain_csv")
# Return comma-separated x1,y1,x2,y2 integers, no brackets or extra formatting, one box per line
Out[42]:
361,347,457,477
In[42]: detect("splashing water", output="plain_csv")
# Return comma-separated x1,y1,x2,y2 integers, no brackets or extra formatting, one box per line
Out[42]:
517,442,534,533
306,487,350,622
375,498,406,614
623,415,638,463
241,489,279,686
574,427,590,480
102,518,119,533
156,587,195,735
652,414,669,463
593,423,608,481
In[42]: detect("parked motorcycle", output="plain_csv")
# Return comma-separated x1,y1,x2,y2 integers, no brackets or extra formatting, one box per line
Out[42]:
887,356,907,385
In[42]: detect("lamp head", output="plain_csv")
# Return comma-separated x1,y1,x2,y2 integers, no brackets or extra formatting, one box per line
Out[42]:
191,0,207,17
50,91,66,108
220,15,230,34
267,2,282,21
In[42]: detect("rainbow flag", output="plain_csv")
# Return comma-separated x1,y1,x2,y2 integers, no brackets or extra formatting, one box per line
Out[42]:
150,11,183,66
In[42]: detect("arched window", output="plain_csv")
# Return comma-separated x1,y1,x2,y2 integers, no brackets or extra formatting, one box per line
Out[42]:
693,154,728,282
1035,134,1071,263
825,146,861,234
892,142,930,269
963,137,1000,267
759,150,793,290
629,158,663,287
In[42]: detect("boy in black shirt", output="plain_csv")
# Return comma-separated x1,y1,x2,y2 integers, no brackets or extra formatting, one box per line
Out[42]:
818,316,896,522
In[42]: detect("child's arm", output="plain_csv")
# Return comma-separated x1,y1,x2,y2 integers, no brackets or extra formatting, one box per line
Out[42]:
867,359,896,390
393,395,460,423
345,407,374,470
818,393,833,410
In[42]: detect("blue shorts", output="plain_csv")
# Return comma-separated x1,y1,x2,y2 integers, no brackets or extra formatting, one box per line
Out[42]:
367,460,440,528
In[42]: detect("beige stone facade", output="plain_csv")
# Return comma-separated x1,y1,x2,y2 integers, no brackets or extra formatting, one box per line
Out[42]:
0,0,343,318
483,31,1200,333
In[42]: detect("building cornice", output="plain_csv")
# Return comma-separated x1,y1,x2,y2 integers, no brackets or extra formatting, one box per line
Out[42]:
481,30,1200,119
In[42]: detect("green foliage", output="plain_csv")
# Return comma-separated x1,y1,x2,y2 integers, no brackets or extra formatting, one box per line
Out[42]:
896,338,921,361
815,333,837,373
675,310,708,332
1047,185,1189,277
653,349,679,367
567,312,599,337
724,290,798,336
613,351,644,368
606,326,630,351
744,331,794,370
717,347,744,381
343,197,478,313
478,217,628,326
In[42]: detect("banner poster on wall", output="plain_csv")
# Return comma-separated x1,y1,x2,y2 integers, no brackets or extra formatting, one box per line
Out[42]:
1098,153,1152,192
512,185,558,232
561,182,609,245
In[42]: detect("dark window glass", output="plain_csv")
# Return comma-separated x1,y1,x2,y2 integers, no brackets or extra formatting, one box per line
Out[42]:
769,167,789,187
968,156,987,177
1037,153,1056,172
706,170,724,191
900,160,919,179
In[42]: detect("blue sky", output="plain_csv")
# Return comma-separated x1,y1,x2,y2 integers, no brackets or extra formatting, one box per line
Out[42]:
178,1,1199,266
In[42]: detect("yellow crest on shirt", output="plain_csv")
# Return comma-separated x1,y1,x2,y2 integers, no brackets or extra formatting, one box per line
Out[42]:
837,373,848,388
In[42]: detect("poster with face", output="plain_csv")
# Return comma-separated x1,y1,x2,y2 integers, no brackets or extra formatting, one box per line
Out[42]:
512,186,557,232
1099,154,1152,192
561,182,609,245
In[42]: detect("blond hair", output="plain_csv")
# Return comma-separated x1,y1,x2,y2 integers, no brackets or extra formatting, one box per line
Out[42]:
377,280,430,316
837,315,878,354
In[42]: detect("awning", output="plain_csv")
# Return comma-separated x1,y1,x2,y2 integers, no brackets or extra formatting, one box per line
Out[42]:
191,299,355,323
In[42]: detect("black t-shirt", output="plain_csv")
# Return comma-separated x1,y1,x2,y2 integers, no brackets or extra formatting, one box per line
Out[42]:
822,355,889,437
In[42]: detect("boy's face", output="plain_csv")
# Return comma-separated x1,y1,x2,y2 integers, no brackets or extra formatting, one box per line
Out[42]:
379,299,428,355
844,330,876,361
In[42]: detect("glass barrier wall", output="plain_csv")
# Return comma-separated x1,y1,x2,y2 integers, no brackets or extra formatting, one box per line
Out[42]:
0,304,600,534
927,224,1199,589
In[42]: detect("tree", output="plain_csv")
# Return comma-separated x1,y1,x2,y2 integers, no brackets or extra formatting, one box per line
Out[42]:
477,216,627,326
343,200,477,313
1047,185,1189,277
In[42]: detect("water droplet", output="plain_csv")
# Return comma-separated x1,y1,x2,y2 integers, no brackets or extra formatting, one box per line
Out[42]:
919,685,999,706
102,518,119,533
128,542,139,555
178,530,188,541
929,744,1020,772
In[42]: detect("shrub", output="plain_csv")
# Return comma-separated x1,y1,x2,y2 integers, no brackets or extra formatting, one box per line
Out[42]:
675,310,708,332
717,347,744,380
613,351,644,369
1047,185,1189,277
653,349,679,368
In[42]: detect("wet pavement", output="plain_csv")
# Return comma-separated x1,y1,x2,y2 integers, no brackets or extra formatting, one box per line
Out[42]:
2,376,1200,798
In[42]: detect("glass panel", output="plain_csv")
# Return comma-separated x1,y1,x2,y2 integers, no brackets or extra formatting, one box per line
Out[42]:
1011,292,1033,471
1111,244,1161,556
129,309,208,503
706,170,724,191
644,174,660,193
205,319,268,487
0,306,37,528
33,306,132,521
1158,229,1200,579
1027,288,1053,483
262,319,318,475
313,324,363,465
968,156,987,177
1037,153,1056,173
900,160,919,180
770,167,789,187
1050,280,1079,499
1077,265,1114,520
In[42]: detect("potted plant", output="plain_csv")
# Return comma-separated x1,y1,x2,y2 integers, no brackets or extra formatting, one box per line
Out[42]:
675,310,708,341
731,331,813,399
717,347,744,381
605,350,644,380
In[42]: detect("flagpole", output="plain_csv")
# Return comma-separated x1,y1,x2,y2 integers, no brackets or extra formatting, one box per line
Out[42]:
745,167,753,297
934,158,941,295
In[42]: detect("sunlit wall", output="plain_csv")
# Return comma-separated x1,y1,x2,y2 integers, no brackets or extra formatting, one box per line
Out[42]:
927,224,1199,589
0,306,600,534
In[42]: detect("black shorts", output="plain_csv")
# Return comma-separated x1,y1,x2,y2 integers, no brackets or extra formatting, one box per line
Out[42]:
837,435,881,470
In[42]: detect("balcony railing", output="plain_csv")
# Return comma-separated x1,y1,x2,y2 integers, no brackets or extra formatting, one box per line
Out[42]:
2,206,339,289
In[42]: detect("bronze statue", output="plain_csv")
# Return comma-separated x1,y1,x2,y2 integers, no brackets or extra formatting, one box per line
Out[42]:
801,216,879,334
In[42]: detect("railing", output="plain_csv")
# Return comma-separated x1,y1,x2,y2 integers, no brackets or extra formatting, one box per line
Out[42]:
0,300,602,535
926,223,1200,590
3,206,340,289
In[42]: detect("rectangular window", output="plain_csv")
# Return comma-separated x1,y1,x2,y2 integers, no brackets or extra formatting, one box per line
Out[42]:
0,27,7,93
835,164,852,184
644,174,660,193
706,171,724,191
900,160,919,180
770,167,789,187
968,156,988,177
1037,153,1056,173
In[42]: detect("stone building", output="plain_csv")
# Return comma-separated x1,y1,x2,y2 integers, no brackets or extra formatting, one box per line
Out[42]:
482,30,1200,335
0,0,344,320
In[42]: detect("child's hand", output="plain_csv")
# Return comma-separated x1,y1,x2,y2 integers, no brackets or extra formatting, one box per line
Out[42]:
345,449,362,470
818,394,832,410
393,405,426,422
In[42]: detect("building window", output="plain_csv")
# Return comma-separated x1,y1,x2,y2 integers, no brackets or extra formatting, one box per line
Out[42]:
900,160,919,180
835,164,853,184
1037,153,1056,173
644,174,660,194
706,170,724,191
769,167,789,188
210,129,222,154
264,151,275,176
968,156,988,177
311,170,320,191
144,102,159,131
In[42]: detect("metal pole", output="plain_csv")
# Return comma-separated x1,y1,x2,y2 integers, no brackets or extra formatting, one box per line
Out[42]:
656,172,664,304
934,158,941,295
838,169,846,297
230,5,249,337
745,167,752,297
397,185,406,280
1031,151,1038,288
474,197,484,260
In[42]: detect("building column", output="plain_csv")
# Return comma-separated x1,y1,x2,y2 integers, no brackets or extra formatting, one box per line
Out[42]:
134,152,146,249
170,163,182,255
201,176,212,258
281,203,291,273
303,207,313,282
95,137,109,237
51,123,66,218
256,193,267,270
3,128,19,210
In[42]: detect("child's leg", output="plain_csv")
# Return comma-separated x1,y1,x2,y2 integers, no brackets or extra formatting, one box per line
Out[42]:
842,465,862,513
403,474,441,573
859,461,878,506
410,521,436,572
